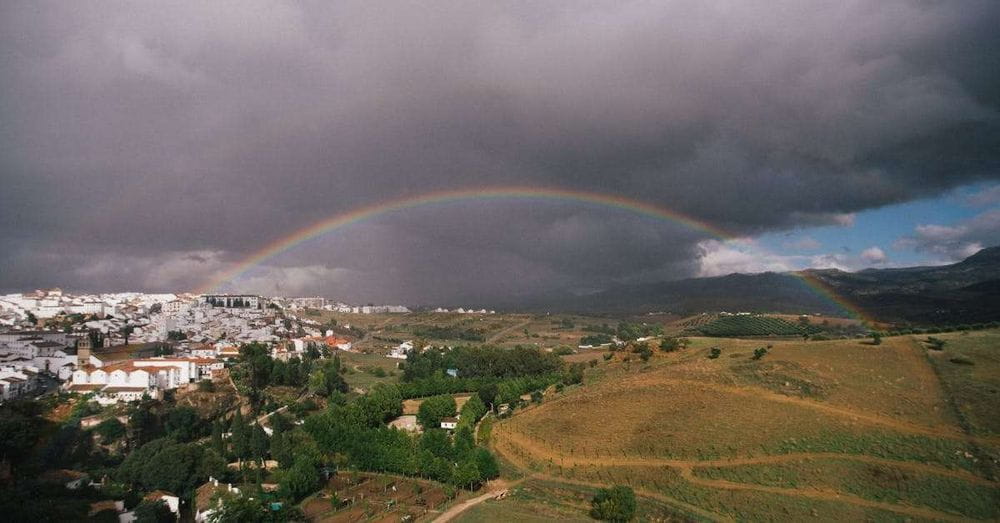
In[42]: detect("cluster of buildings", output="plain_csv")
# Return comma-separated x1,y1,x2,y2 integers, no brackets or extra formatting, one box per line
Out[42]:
0,289,181,325
325,303,411,314
0,289,423,403
67,337,224,405
431,307,496,314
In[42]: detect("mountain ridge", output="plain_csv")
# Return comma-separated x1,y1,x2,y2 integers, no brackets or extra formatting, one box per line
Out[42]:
524,246,1000,324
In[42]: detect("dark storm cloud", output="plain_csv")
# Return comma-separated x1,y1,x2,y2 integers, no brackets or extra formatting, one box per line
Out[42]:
1,1,998,303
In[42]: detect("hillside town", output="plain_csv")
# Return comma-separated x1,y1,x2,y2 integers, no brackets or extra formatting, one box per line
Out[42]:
0,289,413,403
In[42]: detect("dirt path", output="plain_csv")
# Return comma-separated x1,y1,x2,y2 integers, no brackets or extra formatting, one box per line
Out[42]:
491,435,732,522
496,428,997,486
487,319,533,344
674,467,969,522
432,476,530,523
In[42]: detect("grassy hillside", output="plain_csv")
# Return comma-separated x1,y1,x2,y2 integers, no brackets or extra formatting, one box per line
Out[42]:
473,330,1000,521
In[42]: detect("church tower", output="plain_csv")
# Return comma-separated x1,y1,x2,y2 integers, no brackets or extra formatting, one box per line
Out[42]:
77,336,92,367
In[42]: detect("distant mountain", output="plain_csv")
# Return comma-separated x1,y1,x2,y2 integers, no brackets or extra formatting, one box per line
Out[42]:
529,246,1000,324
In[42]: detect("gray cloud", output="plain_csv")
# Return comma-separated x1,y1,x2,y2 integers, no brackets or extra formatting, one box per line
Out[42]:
896,209,1000,262
2,1,999,303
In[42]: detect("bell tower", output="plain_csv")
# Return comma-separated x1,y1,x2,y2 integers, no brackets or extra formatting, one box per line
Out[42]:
77,336,92,367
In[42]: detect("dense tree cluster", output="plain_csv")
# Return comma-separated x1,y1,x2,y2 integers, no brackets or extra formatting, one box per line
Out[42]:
416,394,456,429
402,345,562,381
230,343,322,408
580,333,613,346
615,321,663,342
116,438,226,497
590,485,636,522
303,382,498,489
397,374,560,402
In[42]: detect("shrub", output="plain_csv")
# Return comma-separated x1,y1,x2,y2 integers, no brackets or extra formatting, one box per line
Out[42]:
94,418,126,441
752,347,768,360
926,337,946,350
659,338,680,352
707,347,721,359
590,485,636,522
197,379,215,392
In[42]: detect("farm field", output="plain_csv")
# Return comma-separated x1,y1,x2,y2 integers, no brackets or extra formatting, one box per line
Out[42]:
403,394,472,416
301,472,453,522
337,350,404,391
480,331,1000,521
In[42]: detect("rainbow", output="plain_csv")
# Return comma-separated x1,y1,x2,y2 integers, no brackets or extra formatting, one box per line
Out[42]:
195,185,872,322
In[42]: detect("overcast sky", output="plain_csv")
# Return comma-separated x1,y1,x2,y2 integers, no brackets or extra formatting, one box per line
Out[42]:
2,1,998,305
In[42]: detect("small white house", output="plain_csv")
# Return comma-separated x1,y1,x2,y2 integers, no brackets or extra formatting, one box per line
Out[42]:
440,417,459,430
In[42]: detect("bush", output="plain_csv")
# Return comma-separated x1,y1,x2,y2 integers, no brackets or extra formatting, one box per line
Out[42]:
926,337,946,350
197,379,215,392
94,418,126,441
707,347,721,359
659,338,679,352
752,347,768,360
590,485,636,522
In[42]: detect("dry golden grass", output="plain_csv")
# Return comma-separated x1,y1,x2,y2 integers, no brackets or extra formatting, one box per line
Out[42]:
489,332,1000,521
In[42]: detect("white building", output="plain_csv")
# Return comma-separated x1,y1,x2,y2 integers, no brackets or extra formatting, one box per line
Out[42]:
67,357,216,405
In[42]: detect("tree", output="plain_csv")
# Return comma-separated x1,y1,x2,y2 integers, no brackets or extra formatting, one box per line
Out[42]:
473,447,499,481
133,499,174,523
231,410,249,459
453,425,475,458
95,418,126,441
459,394,487,422
871,332,882,345
416,395,456,429
477,383,498,409
452,456,480,490
164,406,203,442
0,407,41,468
117,438,222,498
211,421,226,455
659,337,680,352
207,492,268,523
120,325,135,345
590,485,636,522
249,423,269,462
280,454,320,502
